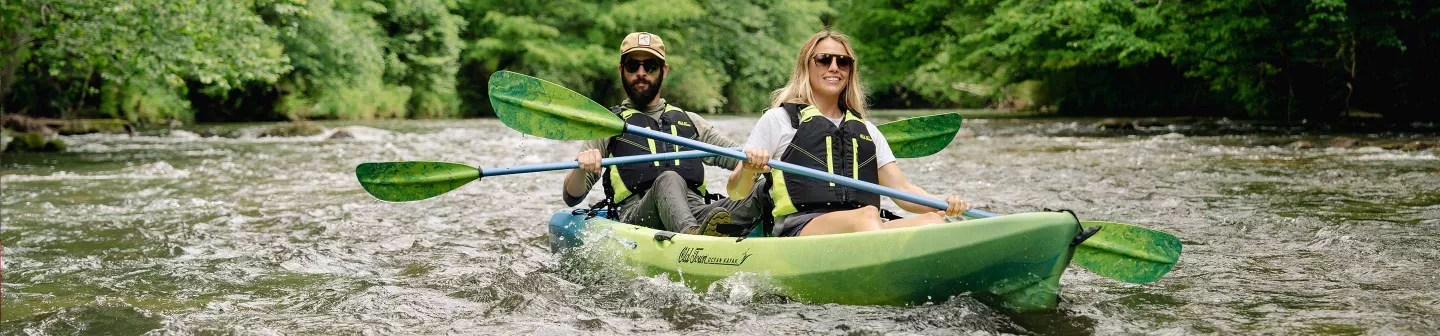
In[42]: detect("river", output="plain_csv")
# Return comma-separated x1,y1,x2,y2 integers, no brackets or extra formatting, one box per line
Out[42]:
2,117,1437,335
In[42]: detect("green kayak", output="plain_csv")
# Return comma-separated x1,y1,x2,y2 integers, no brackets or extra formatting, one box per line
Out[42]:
548,209,1084,312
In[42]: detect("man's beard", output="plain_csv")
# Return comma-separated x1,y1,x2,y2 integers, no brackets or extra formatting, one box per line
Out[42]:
624,72,663,107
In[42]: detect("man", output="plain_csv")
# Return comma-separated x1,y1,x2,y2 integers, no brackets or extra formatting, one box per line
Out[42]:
561,32,753,236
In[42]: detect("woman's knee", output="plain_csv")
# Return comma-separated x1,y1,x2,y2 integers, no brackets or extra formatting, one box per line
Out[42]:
917,212,945,224
854,206,882,230
857,205,879,218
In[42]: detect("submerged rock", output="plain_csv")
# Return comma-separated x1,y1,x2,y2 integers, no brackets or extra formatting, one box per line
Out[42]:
200,128,248,138
1096,118,1131,129
3,133,66,152
1097,116,1203,131
43,139,67,151
1376,141,1439,151
1328,137,1365,148
169,130,202,139
1402,141,1438,151
328,126,393,141
260,122,326,137
1287,140,1318,150
1132,118,1167,128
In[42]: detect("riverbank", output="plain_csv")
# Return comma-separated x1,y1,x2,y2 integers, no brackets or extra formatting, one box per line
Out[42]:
869,108,1029,119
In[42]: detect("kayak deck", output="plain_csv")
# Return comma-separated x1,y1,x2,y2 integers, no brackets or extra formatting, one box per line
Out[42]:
548,210,1081,312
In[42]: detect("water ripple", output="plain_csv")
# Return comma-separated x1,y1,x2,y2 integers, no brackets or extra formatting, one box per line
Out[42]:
3,119,1438,334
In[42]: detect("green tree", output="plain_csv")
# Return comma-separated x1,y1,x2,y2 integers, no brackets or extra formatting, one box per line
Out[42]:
834,0,986,108
457,0,829,116
376,0,465,118
837,0,1438,119
14,0,290,122
0,0,34,112
676,0,830,112
265,0,410,119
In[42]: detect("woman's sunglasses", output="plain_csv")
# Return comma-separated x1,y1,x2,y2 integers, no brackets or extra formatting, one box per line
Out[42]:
622,59,664,73
812,53,854,71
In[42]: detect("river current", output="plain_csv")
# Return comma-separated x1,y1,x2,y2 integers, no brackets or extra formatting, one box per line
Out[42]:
2,117,1437,335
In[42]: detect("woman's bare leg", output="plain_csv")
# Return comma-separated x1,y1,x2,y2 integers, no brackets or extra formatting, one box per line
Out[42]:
796,206,883,236
880,211,944,230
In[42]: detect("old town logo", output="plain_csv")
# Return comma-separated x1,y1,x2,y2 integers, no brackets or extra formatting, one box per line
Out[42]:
677,247,753,266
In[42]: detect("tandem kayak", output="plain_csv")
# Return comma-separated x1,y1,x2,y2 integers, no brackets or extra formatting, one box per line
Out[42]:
548,209,1086,312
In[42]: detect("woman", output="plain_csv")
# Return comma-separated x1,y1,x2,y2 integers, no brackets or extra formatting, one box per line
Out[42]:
727,29,972,237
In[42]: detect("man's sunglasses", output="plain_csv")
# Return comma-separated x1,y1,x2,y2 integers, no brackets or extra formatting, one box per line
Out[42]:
812,53,854,70
622,59,664,73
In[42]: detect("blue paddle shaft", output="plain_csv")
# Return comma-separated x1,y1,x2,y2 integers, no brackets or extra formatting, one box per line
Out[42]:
480,147,742,178
625,127,996,217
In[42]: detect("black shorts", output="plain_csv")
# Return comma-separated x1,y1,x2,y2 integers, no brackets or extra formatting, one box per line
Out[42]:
776,209,843,237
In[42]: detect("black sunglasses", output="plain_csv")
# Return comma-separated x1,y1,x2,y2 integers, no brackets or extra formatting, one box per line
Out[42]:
812,53,854,70
622,59,664,73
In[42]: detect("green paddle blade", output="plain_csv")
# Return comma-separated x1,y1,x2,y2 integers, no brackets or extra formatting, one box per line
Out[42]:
876,113,963,158
1073,221,1182,284
356,162,480,202
488,70,625,140
350,115,962,202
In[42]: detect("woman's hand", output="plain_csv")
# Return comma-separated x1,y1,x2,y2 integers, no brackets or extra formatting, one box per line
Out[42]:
741,147,771,174
576,149,602,173
943,194,972,216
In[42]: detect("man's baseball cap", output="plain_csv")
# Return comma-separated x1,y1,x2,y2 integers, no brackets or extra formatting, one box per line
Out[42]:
619,32,666,60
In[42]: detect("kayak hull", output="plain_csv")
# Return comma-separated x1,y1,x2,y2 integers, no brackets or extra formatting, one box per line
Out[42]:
548,210,1080,312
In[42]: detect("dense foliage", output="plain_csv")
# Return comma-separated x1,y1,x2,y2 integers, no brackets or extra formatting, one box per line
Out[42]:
1,0,1434,122
455,0,827,115
835,0,1439,119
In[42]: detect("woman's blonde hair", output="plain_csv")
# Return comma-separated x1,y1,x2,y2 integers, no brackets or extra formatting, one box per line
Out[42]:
769,29,868,117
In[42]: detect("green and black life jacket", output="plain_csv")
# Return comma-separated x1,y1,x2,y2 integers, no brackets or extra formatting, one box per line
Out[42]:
602,105,708,203
767,103,880,218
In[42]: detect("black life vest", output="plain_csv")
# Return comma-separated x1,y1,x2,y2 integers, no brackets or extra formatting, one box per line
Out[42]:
767,103,880,218
602,105,708,203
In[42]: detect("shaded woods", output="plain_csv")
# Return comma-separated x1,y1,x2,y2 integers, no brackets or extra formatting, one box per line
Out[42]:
1,0,1435,124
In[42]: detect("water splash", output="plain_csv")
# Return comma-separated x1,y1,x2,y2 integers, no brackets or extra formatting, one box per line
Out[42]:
3,118,1438,334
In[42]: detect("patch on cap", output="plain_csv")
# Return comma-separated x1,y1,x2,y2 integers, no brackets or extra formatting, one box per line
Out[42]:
620,32,666,60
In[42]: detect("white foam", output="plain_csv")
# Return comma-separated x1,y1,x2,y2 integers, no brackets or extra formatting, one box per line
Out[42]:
1349,152,1438,161
0,161,191,182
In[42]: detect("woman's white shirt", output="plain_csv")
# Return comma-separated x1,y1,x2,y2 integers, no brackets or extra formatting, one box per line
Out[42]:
742,107,896,168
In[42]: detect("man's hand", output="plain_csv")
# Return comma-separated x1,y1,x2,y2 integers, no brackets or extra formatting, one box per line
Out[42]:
577,149,602,173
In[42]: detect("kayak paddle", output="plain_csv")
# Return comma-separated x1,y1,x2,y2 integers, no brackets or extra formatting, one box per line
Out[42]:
356,113,961,202
964,214,1181,284
876,113,963,158
487,70,1180,284
491,70,1002,219
357,147,736,202
1072,221,1181,284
